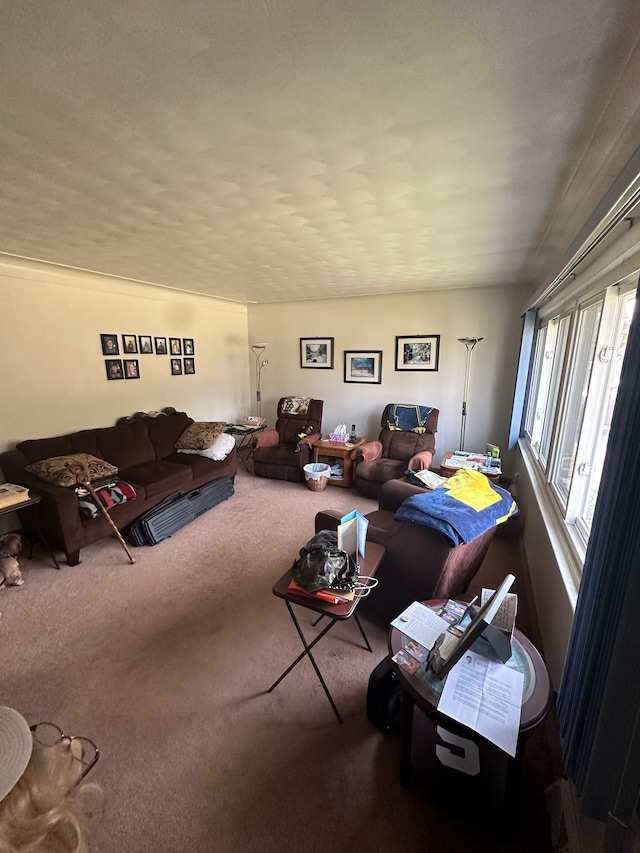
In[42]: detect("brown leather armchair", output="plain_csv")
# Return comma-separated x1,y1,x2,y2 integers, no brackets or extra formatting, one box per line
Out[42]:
252,397,323,482
314,478,496,624
352,403,439,498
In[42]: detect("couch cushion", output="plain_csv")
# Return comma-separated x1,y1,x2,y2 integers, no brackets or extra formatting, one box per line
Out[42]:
177,433,236,461
96,420,155,469
119,460,192,500
175,421,226,450
17,430,99,464
146,412,193,460
25,453,118,487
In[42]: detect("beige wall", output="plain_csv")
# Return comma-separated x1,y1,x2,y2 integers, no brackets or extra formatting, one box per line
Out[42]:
247,284,531,474
0,257,250,452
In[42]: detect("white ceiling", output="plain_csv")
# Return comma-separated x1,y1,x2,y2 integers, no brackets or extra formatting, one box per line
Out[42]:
2,1,640,304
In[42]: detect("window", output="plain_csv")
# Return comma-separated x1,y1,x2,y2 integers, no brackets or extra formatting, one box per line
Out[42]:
523,279,636,561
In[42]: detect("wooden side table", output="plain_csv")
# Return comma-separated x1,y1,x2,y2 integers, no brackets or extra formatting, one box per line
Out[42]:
312,437,365,488
439,450,501,484
0,494,60,569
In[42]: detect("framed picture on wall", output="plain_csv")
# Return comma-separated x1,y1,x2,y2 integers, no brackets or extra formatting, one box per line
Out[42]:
100,334,119,356
105,359,124,380
300,337,334,368
395,335,440,371
183,338,195,355
171,358,183,375
139,335,153,354
169,337,182,355
122,334,138,354
184,357,195,374
124,359,140,379
154,337,168,354
344,350,382,384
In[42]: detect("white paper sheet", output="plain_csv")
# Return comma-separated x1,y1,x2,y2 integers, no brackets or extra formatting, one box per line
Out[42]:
390,601,450,650
437,650,524,757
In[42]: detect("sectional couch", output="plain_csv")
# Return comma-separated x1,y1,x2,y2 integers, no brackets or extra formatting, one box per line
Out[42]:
0,411,236,566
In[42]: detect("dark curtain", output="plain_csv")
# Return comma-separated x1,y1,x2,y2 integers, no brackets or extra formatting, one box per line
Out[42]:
557,278,640,830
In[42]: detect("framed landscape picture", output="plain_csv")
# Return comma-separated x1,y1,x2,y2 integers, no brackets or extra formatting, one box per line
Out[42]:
344,350,382,384
395,335,440,371
300,337,334,369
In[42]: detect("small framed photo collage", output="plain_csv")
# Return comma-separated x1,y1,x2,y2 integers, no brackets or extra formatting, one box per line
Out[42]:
101,334,196,380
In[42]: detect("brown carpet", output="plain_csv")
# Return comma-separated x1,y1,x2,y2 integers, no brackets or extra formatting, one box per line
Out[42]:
2,467,561,852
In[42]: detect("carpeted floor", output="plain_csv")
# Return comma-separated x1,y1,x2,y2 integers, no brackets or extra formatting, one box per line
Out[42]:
2,466,561,852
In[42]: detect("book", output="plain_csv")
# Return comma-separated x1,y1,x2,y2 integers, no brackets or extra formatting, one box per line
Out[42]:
0,483,30,509
287,578,353,604
411,469,446,490
427,574,516,679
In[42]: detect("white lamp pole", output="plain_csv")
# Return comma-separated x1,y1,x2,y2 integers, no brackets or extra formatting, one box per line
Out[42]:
458,337,483,451
250,343,268,417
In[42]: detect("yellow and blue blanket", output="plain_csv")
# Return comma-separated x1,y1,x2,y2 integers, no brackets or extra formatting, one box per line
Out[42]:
394,468,517,545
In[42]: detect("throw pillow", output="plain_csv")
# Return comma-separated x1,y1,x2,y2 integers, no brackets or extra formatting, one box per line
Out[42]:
177,432,236,461
280,396,311,415
26,453,119,488
175,421,226,451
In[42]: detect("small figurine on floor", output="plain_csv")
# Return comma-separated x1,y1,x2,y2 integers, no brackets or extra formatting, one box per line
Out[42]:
0,532,24,587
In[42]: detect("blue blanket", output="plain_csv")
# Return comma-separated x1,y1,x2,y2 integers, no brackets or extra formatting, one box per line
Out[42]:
387,404,433,433
394,469,517,546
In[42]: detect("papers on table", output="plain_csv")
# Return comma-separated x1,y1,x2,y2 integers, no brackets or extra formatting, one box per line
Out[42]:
390,601,451,650
437,650,524,757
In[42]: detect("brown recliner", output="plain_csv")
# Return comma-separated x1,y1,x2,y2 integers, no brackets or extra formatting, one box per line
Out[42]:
252,397,323,482
351,403,439,498
314,478,496,624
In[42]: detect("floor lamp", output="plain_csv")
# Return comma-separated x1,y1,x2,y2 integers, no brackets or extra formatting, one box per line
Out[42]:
250,343,268,417
458,337,483,451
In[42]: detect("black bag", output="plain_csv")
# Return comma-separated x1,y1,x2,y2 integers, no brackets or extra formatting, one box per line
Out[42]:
291,530,358,593
367,656,403,734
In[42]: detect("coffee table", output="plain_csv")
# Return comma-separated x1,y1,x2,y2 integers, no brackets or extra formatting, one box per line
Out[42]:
312,437,366,488
269,541,385,723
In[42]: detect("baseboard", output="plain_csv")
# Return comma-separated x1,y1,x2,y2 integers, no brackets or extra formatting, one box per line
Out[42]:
545,777,606,853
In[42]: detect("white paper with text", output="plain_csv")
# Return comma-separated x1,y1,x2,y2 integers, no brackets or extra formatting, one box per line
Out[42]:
437,650,524,756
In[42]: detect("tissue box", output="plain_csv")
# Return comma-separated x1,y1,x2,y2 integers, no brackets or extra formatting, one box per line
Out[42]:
328,432,350,443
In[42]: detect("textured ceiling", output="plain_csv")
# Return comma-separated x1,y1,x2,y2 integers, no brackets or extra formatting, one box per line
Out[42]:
1,0,640,303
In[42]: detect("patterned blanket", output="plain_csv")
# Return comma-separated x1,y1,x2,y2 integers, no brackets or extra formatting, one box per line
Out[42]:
394,468,517,545
387,404,433,433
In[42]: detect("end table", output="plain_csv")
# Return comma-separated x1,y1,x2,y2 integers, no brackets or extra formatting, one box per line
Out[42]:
312,437,365,488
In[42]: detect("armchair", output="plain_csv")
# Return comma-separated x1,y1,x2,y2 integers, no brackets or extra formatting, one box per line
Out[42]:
315,478,496,624
252,397,323,482
352,403,439,498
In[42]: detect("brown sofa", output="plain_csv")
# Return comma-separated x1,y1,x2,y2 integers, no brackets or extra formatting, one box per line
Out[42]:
315,478,496,624
0,412,237,566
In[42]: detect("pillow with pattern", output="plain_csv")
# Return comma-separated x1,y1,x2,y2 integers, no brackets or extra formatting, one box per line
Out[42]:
177,432,236,461
280,396,311,415
26,453,118,487
175,421,227,451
